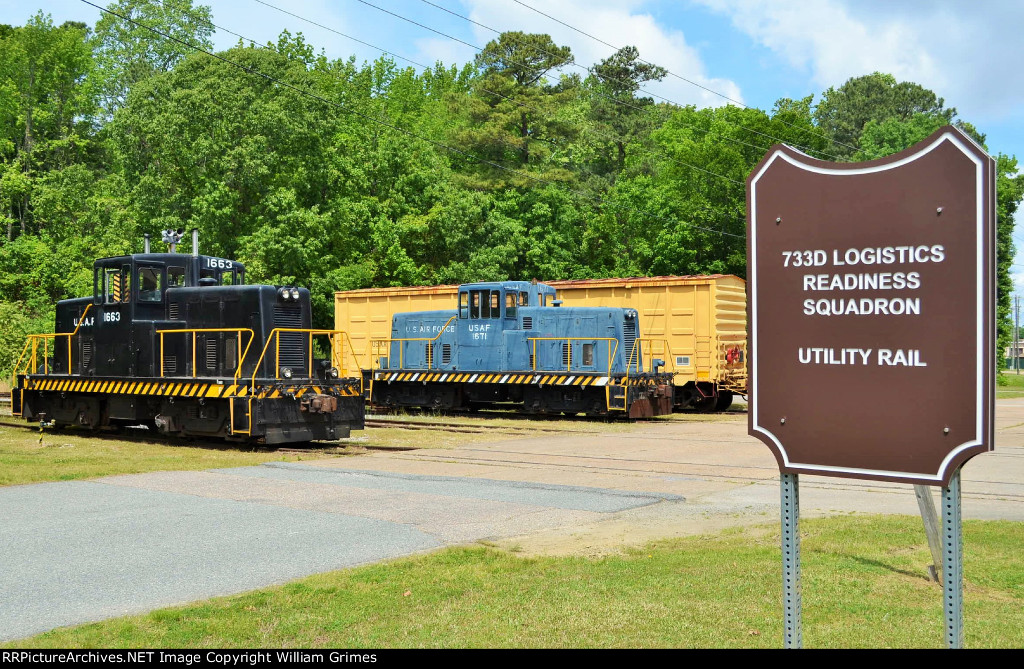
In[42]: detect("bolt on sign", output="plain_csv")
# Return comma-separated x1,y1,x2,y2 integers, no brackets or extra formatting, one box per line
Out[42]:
747,126,996,486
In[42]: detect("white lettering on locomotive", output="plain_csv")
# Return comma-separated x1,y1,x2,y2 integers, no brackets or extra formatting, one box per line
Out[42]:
409,324,455,334
73,317,94,327
205,258,233,269
102,311,121,322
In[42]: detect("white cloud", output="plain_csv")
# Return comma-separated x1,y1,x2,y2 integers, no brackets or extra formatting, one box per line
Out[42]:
412,37,476,70
462,0,744,108
694,0,1024,122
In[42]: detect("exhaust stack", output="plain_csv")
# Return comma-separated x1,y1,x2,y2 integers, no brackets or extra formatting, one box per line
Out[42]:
143,233,151,254
192,228,199,257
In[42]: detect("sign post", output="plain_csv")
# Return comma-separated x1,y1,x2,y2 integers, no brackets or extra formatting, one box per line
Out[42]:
746,126,996,648
943,471,963,647
780,472,802,648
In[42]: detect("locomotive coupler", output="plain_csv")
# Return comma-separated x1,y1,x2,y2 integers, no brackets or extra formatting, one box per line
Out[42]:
300,394,338,414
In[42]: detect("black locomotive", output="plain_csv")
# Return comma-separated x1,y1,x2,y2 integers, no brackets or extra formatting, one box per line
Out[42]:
12,230,364,444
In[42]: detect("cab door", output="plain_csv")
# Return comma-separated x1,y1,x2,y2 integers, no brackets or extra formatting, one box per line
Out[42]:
457,288,501,369
93,260,134,375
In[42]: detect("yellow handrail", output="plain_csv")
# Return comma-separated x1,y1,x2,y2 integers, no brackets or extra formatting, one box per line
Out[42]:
334,330,365,386
13,303,94,380
157,328,254,378
232,328,356,436
622,337,676,394
526,337,620,376
370,315,457,371
246,328,353,388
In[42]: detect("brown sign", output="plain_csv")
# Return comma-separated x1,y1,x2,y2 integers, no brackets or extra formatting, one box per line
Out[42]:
746,126,995,485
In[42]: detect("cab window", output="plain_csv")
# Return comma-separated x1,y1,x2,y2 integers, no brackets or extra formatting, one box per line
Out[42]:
459,292,469,318
490,291,500,318
505,292,517,318
104,266,131,303
138,266,163,302
478,290,491,318
168,266,186,288
470,291,481,318
519,291,529,306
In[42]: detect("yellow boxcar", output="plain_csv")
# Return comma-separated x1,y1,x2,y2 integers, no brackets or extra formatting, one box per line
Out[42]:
335,275,747,410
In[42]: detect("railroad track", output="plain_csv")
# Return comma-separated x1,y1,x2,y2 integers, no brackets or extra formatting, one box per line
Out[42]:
3,415,1022,504
364,416,589,434
0,416,544,448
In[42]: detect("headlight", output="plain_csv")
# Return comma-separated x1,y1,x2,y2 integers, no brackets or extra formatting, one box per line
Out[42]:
290,287,300,300
281,367,293,379
329,367,339,379
278,287,291,301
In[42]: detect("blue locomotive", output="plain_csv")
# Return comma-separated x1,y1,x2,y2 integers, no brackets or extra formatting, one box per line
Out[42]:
12,230,364,444
369,280,673,417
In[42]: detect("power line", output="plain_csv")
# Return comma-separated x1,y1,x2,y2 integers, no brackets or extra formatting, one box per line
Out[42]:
185,9,649,195
348,0,834,163
245,0,752,191
416,0,841,160
509,0,861,155
250,0,746,189
82,0,745,242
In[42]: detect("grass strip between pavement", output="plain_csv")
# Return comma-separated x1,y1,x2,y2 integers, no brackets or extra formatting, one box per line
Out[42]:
5,515,1021,649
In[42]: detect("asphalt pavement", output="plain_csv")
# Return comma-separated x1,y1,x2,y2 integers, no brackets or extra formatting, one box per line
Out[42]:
0,465,679,642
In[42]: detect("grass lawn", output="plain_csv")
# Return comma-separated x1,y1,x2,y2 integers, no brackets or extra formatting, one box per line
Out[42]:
0,410,645,486
6,515,1021,649
0,423,306,487
997,371,1024,398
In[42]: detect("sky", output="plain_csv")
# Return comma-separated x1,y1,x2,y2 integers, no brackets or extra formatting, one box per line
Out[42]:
5,0,1024,283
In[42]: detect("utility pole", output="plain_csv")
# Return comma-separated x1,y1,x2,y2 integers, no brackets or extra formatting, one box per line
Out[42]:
1016,295,1020,374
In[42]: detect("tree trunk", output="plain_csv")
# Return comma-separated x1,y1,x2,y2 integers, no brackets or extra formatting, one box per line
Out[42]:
520,112,529,165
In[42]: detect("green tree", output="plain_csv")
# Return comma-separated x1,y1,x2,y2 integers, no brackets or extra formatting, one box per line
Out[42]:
0,13,95,238
92,0,213,116
996,155,1024,379
587,45,666,175
813,72,955,159
451,32,578,188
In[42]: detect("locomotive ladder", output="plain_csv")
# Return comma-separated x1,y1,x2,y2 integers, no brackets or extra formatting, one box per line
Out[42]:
606,384,628,412
229,397,251,435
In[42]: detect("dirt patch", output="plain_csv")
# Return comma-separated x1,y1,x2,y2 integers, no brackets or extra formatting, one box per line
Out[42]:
487,499,778,557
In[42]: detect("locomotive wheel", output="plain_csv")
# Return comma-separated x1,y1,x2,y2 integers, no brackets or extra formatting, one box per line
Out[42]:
693,396,718,413
714,391,734,412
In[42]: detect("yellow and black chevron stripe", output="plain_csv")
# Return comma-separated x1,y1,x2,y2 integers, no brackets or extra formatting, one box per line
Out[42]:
20,376,361,400
372,370,673,388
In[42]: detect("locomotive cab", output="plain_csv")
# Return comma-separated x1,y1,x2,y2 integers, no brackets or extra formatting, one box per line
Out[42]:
92,252,243,319
52,252,247,378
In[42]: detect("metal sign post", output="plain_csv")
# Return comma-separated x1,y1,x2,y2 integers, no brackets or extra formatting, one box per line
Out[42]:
914,485,944,583
943,469,963,648
781,473,802,648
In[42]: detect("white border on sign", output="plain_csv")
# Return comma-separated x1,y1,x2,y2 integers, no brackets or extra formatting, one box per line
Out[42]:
749,132,984,482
